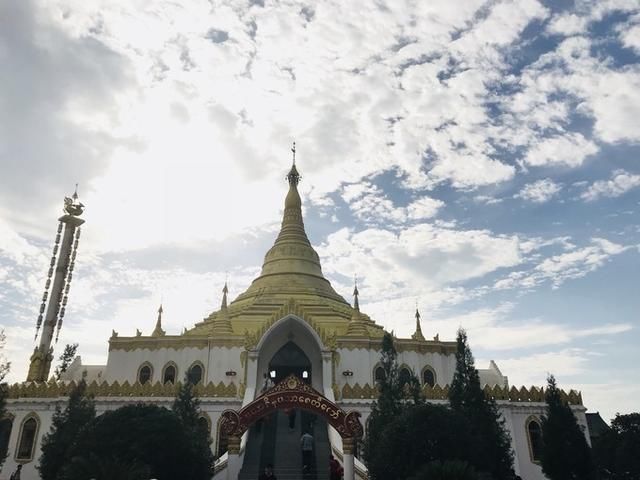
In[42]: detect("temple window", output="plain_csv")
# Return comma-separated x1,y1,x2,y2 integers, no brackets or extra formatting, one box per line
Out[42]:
162,364,177,384
526,417,543,463
422,367,436,387
137,363,152,384
374,366,385,384
398,367,412,387
188,363,204,385
16,415,39,461
198,414,211,436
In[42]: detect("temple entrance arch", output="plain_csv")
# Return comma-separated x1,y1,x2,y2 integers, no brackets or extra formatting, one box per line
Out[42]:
253,314,325,393
221,374,363,480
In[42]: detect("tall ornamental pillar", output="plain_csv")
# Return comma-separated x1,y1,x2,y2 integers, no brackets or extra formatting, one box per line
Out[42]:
27,189,85,382
342,437,356,480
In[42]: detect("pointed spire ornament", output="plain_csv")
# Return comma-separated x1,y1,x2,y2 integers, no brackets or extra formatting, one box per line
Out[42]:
221,281,229,310
212,282,234,335
151,304,166,337
411,307,425,341
347,277,368,336
353,276,360,312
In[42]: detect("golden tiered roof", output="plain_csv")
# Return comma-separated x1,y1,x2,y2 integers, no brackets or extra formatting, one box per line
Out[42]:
186,161,383,341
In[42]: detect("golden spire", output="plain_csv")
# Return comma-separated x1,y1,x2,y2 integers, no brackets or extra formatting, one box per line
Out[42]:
411,307,425,341
151,304,166,337
353,276,360,312
233,144,348,305
212,282,233,335
347,278,368,336
221,281,229,310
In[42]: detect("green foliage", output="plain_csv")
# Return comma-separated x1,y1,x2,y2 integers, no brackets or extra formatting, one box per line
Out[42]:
38,379,96,480
54,343,78,381
407,460,479,480
0,329,9,469
541,374,596,480
364,332,422,472
593,412,640,479
172,380,214,469
59,404,212,480
448,329,515,480
367,404,476,480
0,383,8,470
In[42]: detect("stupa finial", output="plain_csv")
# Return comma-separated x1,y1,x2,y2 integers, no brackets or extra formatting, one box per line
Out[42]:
353,276,360,312
286,142,301,186
222,281,229,310
411,304,425,341
152,303,166,337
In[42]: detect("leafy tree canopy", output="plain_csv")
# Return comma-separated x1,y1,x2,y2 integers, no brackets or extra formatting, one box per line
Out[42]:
407,460,479,480
0,329,11,469
364,332,422,471
54,343,78,381
59,404,212,480
449,329,514,480
541,374,596,480
593,412,640,480
367,404,479,480
38,379,96,480
172,380,214,468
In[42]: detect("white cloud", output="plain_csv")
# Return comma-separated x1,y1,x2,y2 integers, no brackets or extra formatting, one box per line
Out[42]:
516,178,562,203
341,183,444,224
318,224,522,301
581,169,640,201
524,133,598,168
406,197,445,220
495,238,628,290
547,14,588,36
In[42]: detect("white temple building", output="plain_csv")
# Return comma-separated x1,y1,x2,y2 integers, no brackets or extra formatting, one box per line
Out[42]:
2,158,589,480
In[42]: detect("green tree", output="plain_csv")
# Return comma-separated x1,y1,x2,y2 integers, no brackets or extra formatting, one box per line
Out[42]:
449,329,515,480
367,404,477,480
593,412,640,479
59,404,212,480
365,332,423,477
541,374,596,480
172,380,214,471
407,460,479,480
54,343,78,381
0,329,11,469
593,413,640,480
38,379,96,480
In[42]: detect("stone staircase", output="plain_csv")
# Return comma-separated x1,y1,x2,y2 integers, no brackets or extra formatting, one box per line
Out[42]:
239,410,331,480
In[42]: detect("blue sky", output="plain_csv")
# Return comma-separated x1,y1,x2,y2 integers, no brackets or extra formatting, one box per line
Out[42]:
0,0,639,422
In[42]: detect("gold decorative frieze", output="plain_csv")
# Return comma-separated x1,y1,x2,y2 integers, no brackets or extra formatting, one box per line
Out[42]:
108,336,244,352
7,380,239,399
339,382,583,405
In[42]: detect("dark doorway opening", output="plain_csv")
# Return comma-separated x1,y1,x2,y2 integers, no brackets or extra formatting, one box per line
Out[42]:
268,341,311,384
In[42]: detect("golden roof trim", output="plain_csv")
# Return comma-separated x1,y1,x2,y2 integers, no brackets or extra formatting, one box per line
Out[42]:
339,382,583,405
7,380,240,399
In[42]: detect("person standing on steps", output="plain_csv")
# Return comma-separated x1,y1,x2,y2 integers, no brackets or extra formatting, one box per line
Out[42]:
300,430,314,472
10,464,23,480
258,463,277,480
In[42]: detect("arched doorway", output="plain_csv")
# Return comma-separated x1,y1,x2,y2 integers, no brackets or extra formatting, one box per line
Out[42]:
221,375,362,480
268,341,311,384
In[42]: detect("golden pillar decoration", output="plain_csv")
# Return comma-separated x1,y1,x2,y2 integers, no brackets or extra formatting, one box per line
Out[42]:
227,435,241,454
342,437,356,455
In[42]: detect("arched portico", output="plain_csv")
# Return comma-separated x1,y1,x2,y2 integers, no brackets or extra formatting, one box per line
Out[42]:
222,374,363,480
244,314,332,402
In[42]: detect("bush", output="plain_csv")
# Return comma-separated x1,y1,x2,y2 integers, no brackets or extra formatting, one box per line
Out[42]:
59,404,212,480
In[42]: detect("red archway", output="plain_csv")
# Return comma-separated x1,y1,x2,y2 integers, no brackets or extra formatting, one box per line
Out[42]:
220,374,363,440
